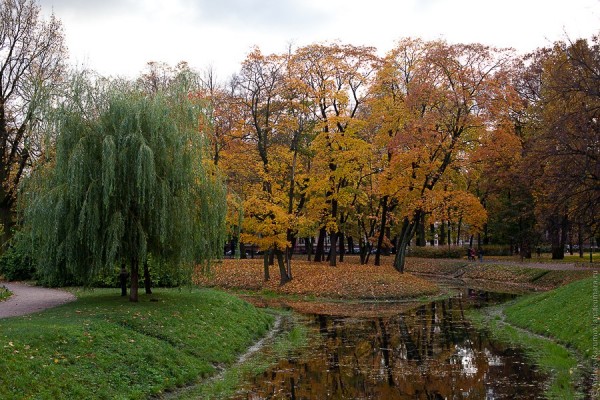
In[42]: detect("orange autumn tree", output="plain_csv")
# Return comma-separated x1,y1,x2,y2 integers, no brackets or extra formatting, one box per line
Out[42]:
371,39,517,272
294,43,379,266
233,48,316,284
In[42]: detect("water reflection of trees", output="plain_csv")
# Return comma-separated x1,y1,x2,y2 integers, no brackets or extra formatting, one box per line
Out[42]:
235,293,544,399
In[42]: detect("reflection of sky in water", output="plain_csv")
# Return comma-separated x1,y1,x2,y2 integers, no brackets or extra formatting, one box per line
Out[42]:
233,290,547,399
457,345,478,376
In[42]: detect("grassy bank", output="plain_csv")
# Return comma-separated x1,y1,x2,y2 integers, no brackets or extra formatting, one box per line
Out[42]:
403,258,594,289
0,288,273,399
469,276,599,399
177,312,309,399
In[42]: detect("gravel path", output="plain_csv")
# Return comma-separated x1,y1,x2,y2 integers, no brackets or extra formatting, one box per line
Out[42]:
0,282,76,319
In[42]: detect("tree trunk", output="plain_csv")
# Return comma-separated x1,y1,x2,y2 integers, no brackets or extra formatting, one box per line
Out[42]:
338,231,345,262
275,249,290,285
347,236,355,255
290,236,297,260
568,225,574,255
143,261,152,295
549,213,568,260
129,257,139,302
263,252,270,281
119,263,128,297
329,231,338,267
578,223,584,258
439,220,446,246
239,242,247,259
0,205,14,247
268,249,275,266
375,196,389,266
305,236,313,261
230,238,237,258
359,238,367,264
416,213,426,246
429,223,435,246
393,214,419,273
315,227,326,262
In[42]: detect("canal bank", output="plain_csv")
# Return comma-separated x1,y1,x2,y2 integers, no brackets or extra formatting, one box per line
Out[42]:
193,258,596,399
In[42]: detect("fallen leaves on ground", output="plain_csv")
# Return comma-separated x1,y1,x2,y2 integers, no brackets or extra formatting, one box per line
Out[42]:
194,257,439,300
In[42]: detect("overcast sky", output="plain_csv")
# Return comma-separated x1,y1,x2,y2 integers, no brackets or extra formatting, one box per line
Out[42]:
38,0,600,81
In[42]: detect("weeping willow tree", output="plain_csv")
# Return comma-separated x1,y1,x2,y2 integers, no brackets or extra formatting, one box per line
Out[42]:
24,76,226,301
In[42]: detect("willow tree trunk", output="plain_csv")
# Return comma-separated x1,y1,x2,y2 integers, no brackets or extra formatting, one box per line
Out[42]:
120,263,128,297
130,257,139,302
0,203,13,246
143,261,152,295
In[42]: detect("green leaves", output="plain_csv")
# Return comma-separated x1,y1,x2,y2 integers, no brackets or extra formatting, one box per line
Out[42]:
23,78,227,289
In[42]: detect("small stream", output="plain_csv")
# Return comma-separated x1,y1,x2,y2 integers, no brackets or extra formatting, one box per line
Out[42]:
232,288,547,399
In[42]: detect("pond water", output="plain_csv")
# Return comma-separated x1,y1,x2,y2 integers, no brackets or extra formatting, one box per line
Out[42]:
233,288,547,399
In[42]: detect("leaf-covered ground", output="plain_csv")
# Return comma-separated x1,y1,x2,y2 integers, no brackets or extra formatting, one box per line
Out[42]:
195,255,595,305
194,258,439,301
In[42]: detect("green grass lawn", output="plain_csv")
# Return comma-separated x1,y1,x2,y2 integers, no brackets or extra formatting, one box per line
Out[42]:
469,275,599,399
0,288,274,399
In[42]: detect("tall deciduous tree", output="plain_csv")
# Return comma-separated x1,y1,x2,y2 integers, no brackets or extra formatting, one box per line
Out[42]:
233,48,294,283
523,37,600,258
295,43,378,266
371,39,516,272
24,76,226,301
0,0,66,243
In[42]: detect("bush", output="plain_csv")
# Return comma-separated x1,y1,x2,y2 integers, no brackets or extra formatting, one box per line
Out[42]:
0,234,35,281
406,246,464,259
480,245,513,256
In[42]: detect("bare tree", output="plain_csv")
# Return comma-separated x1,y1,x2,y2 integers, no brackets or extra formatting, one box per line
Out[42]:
0,0,66,242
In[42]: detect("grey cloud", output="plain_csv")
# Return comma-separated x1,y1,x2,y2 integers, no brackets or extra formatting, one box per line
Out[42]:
38,0,137,16
40,0,326,34
191,0,325,31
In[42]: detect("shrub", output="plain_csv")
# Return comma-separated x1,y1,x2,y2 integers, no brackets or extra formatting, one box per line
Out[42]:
480,245,513,256
0,234,35,281
406,246,464,259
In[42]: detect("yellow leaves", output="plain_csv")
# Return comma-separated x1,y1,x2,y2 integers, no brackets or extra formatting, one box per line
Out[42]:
427,189,488,232
195,258,439,301
241,195,291,251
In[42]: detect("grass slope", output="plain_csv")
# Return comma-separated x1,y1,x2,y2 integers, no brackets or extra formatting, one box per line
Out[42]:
505,276,595,358
469,276,599,399
0,288,273,399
